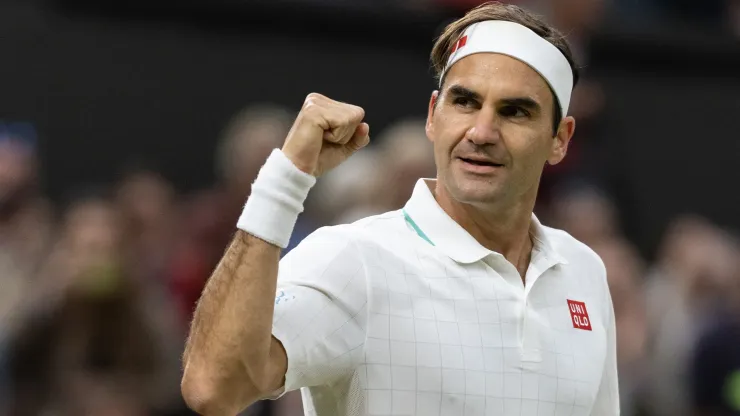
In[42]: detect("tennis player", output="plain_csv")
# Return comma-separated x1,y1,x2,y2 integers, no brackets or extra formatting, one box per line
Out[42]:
181,2,619,415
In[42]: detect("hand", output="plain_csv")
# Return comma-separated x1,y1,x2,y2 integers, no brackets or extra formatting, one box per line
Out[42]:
282,93,370,176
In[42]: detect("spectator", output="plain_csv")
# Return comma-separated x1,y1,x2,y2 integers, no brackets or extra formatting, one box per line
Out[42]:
316,117,436,225
375,118,437,210
9,192,176,415
114,168,190,414
644,216,739,416
311,147,386,225
591,238,649,416
115,165,178,288
688,228,740,416
548,180,621,247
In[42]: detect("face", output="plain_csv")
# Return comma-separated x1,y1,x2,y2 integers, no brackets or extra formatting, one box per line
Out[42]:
226,119,288,196
117,172,174,226
426,53,575,207
65,200,122,265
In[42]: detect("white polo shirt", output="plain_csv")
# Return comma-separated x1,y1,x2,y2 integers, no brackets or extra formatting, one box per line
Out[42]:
271,179,619,416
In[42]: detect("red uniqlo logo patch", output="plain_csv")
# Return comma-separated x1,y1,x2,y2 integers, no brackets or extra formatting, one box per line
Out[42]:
450,35,468,53
567,300,592,331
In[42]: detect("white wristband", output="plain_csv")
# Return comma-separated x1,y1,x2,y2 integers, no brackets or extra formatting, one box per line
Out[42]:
237,149,317,248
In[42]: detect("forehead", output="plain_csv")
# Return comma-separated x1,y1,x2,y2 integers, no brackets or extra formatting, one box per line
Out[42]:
443,53,553,104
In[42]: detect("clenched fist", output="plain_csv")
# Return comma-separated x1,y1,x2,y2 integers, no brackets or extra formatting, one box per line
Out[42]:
282,93,370,177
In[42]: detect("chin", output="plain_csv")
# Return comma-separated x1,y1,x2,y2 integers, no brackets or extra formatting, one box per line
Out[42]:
446,175,504,205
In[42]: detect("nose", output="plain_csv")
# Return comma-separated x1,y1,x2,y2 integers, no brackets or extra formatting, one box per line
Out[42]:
464,107,502,146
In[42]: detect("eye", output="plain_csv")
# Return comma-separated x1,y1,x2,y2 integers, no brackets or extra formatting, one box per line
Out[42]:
499,105,530,118
453,97,476,108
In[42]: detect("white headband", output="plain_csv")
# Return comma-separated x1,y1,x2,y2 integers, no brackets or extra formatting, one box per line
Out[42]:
440,20,574,116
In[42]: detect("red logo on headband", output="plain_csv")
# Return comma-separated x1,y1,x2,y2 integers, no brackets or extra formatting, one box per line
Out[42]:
450,35,468,54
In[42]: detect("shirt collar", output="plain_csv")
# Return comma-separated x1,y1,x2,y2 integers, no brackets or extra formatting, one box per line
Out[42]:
402,179,568,266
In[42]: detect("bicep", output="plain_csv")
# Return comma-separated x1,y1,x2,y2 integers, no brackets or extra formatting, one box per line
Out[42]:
267,225,369,393
270,282,367,393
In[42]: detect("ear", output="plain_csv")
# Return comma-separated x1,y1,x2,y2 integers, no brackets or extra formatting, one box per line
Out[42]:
547,116,576,165
426,90,439,143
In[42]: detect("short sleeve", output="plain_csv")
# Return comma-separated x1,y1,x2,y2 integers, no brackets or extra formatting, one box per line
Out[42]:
271,225,368,395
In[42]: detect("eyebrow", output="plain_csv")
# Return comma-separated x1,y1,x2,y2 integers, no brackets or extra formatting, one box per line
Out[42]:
500,97,542,113
446,84,543,113
447,84,482,102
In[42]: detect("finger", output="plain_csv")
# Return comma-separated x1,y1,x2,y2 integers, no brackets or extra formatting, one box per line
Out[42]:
337,105,366,144
344,122,371,153
304,92,328,106
323,124,359,144
323,129,341,143
322,105,365,144
325,99,365,124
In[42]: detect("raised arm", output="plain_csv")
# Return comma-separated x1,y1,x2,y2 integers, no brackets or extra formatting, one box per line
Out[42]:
180,93,370,415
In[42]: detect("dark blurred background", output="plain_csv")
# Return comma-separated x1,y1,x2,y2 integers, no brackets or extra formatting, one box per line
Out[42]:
1,0,739,415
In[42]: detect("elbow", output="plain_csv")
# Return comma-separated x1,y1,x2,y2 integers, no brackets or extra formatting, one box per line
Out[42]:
180,370,220,415
181,367,235,415
181,362,259,415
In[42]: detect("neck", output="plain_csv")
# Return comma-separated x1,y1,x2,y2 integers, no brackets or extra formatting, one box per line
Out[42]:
432,180,537,275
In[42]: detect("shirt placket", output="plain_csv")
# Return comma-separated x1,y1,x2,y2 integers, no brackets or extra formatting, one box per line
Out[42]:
485,252,557,367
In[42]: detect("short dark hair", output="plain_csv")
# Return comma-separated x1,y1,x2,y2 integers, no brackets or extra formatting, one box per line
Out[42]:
430,1,580,135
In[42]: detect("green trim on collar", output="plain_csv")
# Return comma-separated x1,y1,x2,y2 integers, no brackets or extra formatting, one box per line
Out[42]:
403,209,435,246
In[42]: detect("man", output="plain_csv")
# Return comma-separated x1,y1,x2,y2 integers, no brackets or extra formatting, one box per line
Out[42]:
181,2,619,415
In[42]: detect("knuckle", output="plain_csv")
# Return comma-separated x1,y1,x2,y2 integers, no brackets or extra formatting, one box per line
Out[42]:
305,92,325,103
302,100,323,117
347,105,365,122
302,100,316,113
303,98,316,110
302,94,318,109
339,104,363,123
353,105,365,119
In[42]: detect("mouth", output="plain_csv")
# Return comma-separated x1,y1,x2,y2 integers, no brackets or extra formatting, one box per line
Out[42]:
458,157,504,168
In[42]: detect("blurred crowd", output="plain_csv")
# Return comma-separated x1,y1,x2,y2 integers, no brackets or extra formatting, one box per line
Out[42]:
2,101,739,416
1,1,740,416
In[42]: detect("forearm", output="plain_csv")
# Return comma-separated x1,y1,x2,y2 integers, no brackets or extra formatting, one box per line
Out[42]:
182,230,281,413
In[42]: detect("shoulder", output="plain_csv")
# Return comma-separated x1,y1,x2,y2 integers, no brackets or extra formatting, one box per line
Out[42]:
277,210,408,289
541,225,608,281
296,209,406,249
541,226,618,326
280,209,405,268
